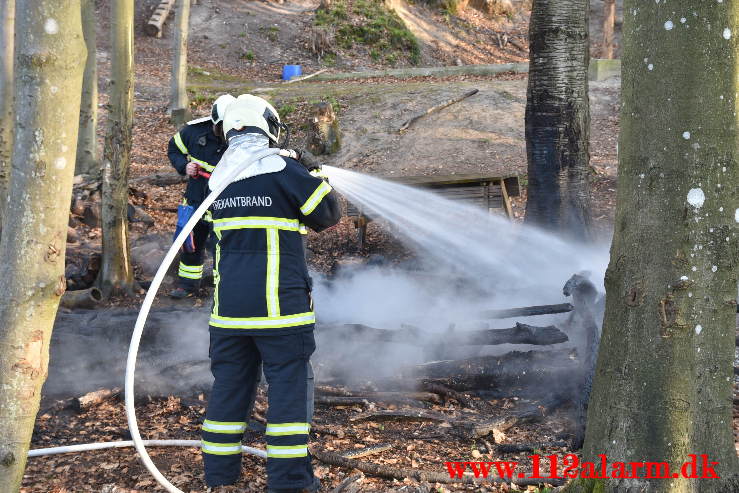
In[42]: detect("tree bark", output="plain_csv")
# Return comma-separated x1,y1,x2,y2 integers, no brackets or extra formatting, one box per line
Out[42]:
98,0,135,297
170,0,190,127
74,0,98,177
567,2,739,492
0,0,15,228
524,0,592,242
0,0,86,490
601,0,616,59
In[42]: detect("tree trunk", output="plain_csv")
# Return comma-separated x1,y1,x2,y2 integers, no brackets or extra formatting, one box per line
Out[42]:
524,0,592,242
567,2,739,492
0,0,86,490
0,0,15,228
170,0,190,127
97,0,135,297
601,0,616,59
74,0,98,177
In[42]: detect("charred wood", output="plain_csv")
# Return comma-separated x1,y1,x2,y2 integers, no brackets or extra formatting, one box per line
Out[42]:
349,409,449,423
329,323,568,346
480,303,573,319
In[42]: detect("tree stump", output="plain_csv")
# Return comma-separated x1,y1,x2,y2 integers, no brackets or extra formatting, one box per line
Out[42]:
307,102,340,155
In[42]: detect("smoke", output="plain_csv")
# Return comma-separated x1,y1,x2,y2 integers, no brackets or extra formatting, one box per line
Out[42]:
310,166,611,383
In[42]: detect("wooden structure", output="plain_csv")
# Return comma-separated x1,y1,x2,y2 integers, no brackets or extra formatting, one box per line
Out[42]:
346,174,520,248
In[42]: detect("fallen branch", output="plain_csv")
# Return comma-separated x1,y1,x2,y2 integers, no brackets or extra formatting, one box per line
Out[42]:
495,441,568,454
76,387,121,411
284,68,328,84
349,409,449,423
60,287,103,310
311,448,563,486
329,473,364,493
398,89,479,133
341,443,392,459
480,303,574,319
419,382,479,410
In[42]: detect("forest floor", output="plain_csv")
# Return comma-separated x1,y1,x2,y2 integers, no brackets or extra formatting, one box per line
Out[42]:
22,1,738,492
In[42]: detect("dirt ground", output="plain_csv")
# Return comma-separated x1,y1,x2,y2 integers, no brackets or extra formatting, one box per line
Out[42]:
21,2,737,493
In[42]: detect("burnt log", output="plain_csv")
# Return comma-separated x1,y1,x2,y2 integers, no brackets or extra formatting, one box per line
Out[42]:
327,322,568,346
341,444,392,459
480,303,573,319
458,323,568,345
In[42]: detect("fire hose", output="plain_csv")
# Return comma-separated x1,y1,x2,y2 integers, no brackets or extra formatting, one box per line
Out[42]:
28,146,290,493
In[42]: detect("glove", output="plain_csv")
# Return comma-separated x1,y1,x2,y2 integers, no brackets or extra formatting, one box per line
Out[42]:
296,148,323,173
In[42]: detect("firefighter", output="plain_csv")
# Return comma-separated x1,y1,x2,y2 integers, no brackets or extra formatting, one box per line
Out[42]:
201,94,341,492
167,94,236,298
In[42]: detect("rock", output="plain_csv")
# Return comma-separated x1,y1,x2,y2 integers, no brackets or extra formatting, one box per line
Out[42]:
67,226,79,244
127,204,155,225
455,58,463,66
471,449,482,458
131,241,167,278
82,201,101,228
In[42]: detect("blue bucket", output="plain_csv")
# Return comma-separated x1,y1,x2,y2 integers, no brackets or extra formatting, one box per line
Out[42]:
282,64,302,81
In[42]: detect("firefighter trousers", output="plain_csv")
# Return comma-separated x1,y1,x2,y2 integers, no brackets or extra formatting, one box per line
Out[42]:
202,330,316,489
176,216,211,290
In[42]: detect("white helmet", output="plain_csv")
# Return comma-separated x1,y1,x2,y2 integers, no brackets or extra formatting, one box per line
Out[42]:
223,94,281,142
211,94,237,125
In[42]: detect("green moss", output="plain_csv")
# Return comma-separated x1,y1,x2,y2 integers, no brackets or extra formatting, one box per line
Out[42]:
314,0,420,65
277,103,296,118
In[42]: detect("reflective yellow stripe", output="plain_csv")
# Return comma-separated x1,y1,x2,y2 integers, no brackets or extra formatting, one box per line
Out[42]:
214,230,222,316
179,263,203,273
267,445,308,458
266,228,280,317
299,223,307,235
203,420,247,434
189,156,215,172
213,216,302,232
209,312,315,330
173,132,188,155
266,422,310,436
201,441,242,455
203,210,213,223
178,262,203,279
300,181,332,215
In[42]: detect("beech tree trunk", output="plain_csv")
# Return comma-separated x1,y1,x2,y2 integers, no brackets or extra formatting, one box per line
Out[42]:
0,0,14,227
74,0,98,177
170,0,191,127
566,2,739,492
97,0,135,297
524,0,592,242
601,0,616,59
0,1,86,490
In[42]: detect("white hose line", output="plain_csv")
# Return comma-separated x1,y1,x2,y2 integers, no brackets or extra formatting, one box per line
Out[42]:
29,440,268,459
124,148,281,493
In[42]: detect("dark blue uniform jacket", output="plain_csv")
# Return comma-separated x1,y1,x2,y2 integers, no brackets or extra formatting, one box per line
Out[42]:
168,120,226,205
208,158,341,336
